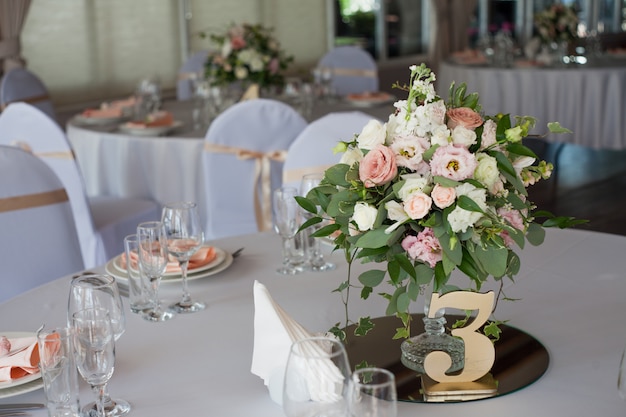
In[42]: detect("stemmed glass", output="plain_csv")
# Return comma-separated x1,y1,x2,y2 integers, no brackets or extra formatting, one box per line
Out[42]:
300,173,336,272
67,273,130,417
349,367,398,417
618,345,626,400
282,336,351,417
71,308,116,417
161,201,206,313
136,221,174,322
273,186,305,275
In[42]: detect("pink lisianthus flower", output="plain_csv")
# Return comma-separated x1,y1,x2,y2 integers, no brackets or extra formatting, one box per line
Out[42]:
359,144,398,188
268,58,279,74
389,135,431,172
401,227,442,268
429,144,477,181
497,207,525,247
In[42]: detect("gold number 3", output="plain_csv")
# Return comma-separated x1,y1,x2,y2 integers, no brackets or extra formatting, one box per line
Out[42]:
423,291,495,383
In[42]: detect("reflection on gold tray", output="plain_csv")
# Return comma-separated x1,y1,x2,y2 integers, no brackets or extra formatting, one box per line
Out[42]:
343,314,549,403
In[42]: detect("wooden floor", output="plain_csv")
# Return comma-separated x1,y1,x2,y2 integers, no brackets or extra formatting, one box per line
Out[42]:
526,139,626,236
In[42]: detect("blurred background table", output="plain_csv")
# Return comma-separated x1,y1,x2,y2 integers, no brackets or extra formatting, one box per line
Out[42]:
437,56,626,150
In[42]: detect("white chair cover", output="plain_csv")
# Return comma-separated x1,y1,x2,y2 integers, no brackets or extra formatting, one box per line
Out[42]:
317,46,379,96
0,103,160,267
282,111,377,188
0,67,57,121
202,98,307,240
0,145,84,303
176,50,209,101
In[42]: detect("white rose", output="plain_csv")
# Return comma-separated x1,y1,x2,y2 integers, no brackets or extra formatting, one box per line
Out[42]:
385,200,408,222
456,182,488,211
513,156,536,174
451,125,477,148
474,153,500,190
234,66,248,80
480,119,497,149
398,174,429,201
357,119,387,150
447,206,481,233
339,147,363,166
221,42,232,58
430,124,451,147
352,202,378,231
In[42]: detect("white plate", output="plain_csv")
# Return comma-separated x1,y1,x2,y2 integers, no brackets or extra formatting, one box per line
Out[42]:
105,247,234,285
118,120,183,136
0,332,43,398
111,246,226,278
345,92,395,108
73,114,129,126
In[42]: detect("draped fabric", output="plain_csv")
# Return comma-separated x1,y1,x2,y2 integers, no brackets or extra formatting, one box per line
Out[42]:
0,0,32,74
429,0,477,73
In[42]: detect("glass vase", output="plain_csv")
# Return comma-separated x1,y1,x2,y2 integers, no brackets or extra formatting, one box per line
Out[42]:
400,286,465,375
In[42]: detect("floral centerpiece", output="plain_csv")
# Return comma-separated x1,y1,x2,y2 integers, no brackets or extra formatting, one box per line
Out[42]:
202,23,293,89
534,3,579,44
297,64,582,344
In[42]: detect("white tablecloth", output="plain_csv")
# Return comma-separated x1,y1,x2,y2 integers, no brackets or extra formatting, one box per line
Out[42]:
66,99,392,229
1,228,626,416
437,59,626,150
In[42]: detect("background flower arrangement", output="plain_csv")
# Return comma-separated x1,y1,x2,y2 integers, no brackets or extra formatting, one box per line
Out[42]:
297,63,582,340
534,3,579,44
202,23,294,88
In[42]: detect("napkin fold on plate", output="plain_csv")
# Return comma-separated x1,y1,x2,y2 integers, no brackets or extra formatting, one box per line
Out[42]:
251,280,342,404
125,111,174,128
120,246,217,274
0,337,40,383
80,107,124,119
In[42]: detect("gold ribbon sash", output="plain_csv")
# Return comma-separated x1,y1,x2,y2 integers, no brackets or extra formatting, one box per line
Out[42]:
0,188,68,213
0,93,51,111
11,141,75,160
332,68,377,78
204,142,287,232
283,164,333,185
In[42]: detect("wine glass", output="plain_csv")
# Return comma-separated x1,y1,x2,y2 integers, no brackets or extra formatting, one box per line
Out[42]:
137,221,174,322
273,186,305,275
68,273,130,417
161,201,206,313
283,336,351,417
71,308,116,417
618,345,626,400
349,367,398,417
300,173,336,272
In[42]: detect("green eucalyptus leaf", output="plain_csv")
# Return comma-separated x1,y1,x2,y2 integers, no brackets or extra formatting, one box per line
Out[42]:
295,196,318,214
359,269,386,287
526,222,546,245
433,175,462,188
475,244,508,278
356,228,393,249
547,122,572,134
457,195,485,213
325,164,351,187
397,292,411,313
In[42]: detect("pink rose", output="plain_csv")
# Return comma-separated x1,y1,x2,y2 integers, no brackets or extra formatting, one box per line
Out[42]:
403,192,432,220
429,144,477,181
401,228,442,268
447,107,483,130
431,184,456,209
268,58,279,74
231,36,247,50
359,145,397,188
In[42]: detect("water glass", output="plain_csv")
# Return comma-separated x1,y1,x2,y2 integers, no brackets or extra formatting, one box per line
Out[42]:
273,187,306,275
300,173,335,272
37,327,81,417
123,234,153,314
349,367,398,417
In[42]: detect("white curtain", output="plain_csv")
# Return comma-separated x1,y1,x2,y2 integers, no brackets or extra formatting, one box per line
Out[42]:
429,0,477,73
0,0,32,74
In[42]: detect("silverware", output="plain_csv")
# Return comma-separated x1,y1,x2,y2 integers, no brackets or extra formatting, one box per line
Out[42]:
0,403,44,411
232,247,244,258
0,412,29,417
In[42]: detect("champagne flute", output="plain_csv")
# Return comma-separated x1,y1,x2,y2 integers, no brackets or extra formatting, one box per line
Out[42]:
283,336,351,417
72,308,116,417
349,367,398,417
137,221,174,322
618,345,626,400
68,273,130,417
273,186,305,275
300,173,336,272
161,201,206,313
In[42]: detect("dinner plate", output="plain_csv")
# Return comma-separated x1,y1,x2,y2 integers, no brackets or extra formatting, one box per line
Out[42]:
118,120,183,137
0,332,43,398
73,114,129,126
345,92,395,108
105,247,234,285
111,246,227,278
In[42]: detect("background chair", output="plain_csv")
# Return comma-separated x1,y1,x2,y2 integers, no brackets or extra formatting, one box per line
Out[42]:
0,67,57,122
0,145,84,303
202,98,307,240
283,111,377,188
176,50,209,101
0,103,160,267
317,46,379,96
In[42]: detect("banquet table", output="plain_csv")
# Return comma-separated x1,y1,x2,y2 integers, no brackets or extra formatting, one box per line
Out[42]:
1,227,626,416
436,56,626,150
66,98,393,228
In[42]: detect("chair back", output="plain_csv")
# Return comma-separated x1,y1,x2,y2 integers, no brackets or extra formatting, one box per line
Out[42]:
317,46,378,96
0,103,105,268
202,98,307,239
176,50,209,101
0,145,84,303
282,111,376,189
0,68,57,121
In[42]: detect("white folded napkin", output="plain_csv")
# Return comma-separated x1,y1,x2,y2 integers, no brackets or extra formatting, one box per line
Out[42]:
251,280,315,403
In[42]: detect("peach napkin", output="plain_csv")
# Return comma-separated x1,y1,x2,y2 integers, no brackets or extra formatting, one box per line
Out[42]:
81,107,123,119
126,111,174,128
0,336,40,383
120,246,217,274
